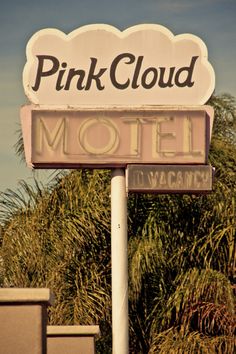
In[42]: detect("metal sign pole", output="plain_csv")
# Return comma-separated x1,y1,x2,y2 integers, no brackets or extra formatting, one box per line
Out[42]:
111,168,129,354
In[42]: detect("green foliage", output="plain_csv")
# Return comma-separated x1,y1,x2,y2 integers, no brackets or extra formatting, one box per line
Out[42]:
209,94,236,145
0,94,236,353
0,170,112,330
149,328,236,354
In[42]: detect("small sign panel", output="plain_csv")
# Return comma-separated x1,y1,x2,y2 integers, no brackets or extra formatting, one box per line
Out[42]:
23,24,215,106
127,164,213,193
20,105,213,168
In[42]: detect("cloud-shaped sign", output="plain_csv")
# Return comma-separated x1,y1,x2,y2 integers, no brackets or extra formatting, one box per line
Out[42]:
23,24,215,105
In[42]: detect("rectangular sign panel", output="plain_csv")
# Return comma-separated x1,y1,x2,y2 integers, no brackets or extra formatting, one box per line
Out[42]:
127,164,213,193
21,105,213,168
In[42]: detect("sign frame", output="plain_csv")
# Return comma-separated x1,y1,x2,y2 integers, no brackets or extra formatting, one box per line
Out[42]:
126,164,214,194
20,104,214,169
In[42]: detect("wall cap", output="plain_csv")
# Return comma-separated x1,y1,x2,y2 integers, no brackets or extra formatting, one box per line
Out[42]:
47,325,100,336
0,288,54,305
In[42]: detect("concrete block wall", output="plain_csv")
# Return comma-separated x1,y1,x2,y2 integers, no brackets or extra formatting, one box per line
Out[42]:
47,325,100,354
0,288,53,354
0,288,100,354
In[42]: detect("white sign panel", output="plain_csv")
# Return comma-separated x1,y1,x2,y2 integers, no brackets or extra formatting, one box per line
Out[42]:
23,24,215,106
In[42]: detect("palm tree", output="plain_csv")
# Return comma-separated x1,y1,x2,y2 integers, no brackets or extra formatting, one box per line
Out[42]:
0,94,235,353
127,94,236,352
0,170,112,328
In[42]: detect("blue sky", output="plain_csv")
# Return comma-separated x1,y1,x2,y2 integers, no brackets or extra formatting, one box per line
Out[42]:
0,0,235,192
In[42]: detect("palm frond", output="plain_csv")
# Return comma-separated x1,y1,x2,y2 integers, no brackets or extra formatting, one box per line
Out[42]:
162,268,235,335
150,327,236,354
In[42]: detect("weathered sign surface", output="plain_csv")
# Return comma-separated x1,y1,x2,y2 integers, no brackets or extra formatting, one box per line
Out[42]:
23,24,215,106
20,105,214,168
127,164,213,193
